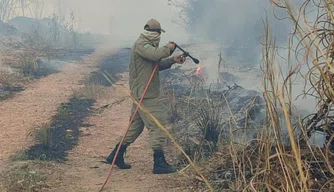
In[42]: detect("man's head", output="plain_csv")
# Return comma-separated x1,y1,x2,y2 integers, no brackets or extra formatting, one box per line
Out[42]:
144,19,166,34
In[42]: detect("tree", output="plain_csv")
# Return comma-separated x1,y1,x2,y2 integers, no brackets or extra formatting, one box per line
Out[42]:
0,0,44,21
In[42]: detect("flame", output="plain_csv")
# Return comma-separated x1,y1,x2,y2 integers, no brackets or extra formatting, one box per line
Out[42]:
195,64,201,76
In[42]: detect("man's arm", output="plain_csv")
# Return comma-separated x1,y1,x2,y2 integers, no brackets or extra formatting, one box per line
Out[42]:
135,42,173,62
159,57,175,71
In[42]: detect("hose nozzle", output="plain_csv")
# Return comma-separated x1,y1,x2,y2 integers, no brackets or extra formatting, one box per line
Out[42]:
173,43,200,64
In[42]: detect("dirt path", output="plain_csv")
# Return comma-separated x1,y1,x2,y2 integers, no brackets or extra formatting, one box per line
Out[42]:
0,50,109,162
0,48,188,192
51,72,185,192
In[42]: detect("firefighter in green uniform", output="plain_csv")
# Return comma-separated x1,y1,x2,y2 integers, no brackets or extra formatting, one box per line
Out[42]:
104,18,186,174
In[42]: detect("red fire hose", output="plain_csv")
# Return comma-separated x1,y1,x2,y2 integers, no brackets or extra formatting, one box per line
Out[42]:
99,62,160,192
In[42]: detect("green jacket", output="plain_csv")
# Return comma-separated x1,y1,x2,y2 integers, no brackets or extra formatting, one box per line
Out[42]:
129,34,175,99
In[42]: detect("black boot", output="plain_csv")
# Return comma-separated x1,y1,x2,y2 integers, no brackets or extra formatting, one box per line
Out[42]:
153,150,177,174
103,144,131,169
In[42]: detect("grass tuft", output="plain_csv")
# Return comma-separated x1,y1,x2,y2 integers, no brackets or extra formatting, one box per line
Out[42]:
30,122,53,149
0,164,49,192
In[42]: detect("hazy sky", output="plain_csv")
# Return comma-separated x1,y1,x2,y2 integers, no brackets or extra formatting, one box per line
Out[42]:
39,0,188,44
19,0,303,49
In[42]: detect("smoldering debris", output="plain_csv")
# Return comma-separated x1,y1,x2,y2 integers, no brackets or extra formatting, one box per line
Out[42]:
160,65,269,160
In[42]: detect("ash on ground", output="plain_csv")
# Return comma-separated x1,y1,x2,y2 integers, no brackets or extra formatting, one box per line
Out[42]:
160,60,267,161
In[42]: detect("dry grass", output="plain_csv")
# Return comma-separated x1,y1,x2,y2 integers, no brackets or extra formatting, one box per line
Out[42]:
28,122,53,149
0,51,41,88
0,71,14,85
166,1,334,191
0,69,25,86
0,162,51,192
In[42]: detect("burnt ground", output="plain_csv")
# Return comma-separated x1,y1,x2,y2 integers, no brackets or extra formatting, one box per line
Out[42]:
57,48,96,63
13,48,130,162
0,85,24,101
0,48,96,101
28,59,61,78
89,48,130,86
24,96,95,161
26,48,97,79
32,48,96,78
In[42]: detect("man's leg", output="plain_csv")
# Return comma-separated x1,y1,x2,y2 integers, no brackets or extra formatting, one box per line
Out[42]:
122,103,145,145
104,103,145,169
139,99,176,174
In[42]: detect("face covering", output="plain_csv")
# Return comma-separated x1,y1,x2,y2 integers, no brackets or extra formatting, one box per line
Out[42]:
141,30,161,47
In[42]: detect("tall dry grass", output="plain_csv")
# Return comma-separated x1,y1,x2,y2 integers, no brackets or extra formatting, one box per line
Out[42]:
220,0,334,191
171,1,334,191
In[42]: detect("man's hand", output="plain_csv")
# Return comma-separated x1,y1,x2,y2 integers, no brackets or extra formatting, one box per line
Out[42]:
167,41,176,50
173,53,186,64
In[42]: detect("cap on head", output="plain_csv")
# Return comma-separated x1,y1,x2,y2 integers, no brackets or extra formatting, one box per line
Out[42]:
144,18,166,34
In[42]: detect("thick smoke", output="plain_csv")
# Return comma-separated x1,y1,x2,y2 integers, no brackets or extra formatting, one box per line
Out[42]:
181,0,295,66
175,0,319,112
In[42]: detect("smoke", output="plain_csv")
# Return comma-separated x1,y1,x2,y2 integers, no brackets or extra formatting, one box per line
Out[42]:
0,51,2,71
181,0,299,66
33,0,189,48
1,0,318,113
174,0,320,112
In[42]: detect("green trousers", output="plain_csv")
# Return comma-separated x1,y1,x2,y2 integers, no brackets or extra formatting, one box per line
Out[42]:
122,98,167,151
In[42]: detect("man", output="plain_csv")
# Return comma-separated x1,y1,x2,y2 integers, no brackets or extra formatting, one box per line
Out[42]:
104,18,185,174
